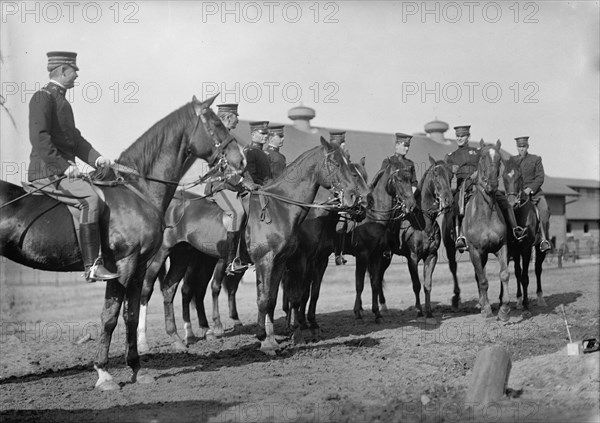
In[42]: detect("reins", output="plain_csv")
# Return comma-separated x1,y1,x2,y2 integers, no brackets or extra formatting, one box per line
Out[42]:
0,175,67,209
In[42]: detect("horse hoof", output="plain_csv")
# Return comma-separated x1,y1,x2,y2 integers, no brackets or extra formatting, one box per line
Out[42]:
213,325,225,337
185,336,200,346
292,332,306,345
522,310,532,319
205,330,217,341
171,340,188,351
380,304,388,313
451,296,460,311
425,317,437,325
260,339,278,356
498,307,510,322
537,297,547,307
375,316,384,324
416,311,424,318
134,370,155,385
481,306,494,319
138,341,150,354
232,320,244,328
516,303,523,310
95,379,120,391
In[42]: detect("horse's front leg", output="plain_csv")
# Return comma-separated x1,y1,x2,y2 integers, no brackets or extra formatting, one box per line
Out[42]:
161,249,192,351
306,256,329,339
226,272,244,328
407,253,423,318
137,250,168,354
513,253,524,309
469,248,493,318
353,254,368,322
94,279,126,391
124,268,155,385
444,215,461,310
496,244,511,322
255,256,280,355
422,251,438,323
520,248,532,315
367,255,385,323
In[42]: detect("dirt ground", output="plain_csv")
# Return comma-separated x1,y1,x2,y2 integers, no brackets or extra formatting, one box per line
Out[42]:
1,255,599,423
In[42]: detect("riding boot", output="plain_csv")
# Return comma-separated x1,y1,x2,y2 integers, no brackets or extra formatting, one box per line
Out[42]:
225,231,248,275
80,223,120,283
455,216,467,253
506,207,526,241
334,230,347,265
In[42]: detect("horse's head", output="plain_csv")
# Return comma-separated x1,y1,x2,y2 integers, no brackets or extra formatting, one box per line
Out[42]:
319,137,369,210
477,139,502,194
425,155,453,214
385,164,417,216
190,94,245,174
502,156,523,208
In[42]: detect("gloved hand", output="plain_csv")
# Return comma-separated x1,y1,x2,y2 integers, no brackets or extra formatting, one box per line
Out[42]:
523,187,533,196
95,156,114,168
65,164,80,179
242,180,260,191
451,165,459,174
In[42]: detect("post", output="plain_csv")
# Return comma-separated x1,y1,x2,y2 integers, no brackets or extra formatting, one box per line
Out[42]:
465,346,512,405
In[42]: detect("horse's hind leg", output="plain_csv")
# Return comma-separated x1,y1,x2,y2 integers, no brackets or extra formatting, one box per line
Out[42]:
407,255,423,318
534,246,547,307
94,279,126,391
306,256,328,339
513,254,524,309
367,256,385,323
161,245,192,350
353,254,368,322
226,272,244,328
138,249,169,353
444,217,461,310
496,245,511,322
520,249,532,315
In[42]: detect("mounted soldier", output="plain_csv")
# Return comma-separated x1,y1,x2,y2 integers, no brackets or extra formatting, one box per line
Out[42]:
379,133,419,251
244,121,272,186
446,125,524,252
27,51,118,282
514,136,551,252
205,103,258,275
329,130,352,265
265,125,286,180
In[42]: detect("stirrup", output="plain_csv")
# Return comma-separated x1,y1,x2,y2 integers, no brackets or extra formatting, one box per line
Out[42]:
382,250,392,260
513,227,527,241
455,236,467,253
226,257,248,275
85,258,119,283
539,239,551,253
335,255,347,266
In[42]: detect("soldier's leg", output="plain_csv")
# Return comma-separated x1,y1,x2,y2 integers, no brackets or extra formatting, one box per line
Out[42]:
34,177,119,282
455,184,467,252
495,192,526,241
335,215,348,265
214,191,248,275
534,195,551,252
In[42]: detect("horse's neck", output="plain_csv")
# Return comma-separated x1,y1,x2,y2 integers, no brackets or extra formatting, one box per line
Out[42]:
267,154,321,204
367,176,394,222
472,185,497,216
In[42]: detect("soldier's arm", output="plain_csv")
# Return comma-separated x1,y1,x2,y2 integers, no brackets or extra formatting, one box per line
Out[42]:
411,166,418,189
29,91,70,174
245,150,257,179
529,156,545,194
73,128,101,168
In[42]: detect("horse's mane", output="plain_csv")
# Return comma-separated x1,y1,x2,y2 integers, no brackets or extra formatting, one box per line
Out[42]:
116,102,194,176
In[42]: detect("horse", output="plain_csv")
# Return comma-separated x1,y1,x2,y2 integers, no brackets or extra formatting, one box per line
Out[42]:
136,138,370,354
501,157,548,316
462,140,511,320
281,158,418,345
386,157,453,322
0,94,245,390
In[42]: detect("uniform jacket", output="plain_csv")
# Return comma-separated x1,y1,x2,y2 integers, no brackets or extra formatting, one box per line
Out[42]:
244,144,272,185
28,82,100,182
265,146,286,180
380,154,418,188
445,145,479,188
518,153,545,195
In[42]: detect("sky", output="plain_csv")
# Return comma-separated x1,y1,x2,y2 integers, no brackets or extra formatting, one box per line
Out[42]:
1,0,599,184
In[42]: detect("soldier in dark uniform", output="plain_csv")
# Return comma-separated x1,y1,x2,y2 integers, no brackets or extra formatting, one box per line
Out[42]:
245,121,272,185
265,125,286,180
329,131,352,265
515,136,551,252
206,103,257,275
28,51,118,283
446,125,524,252
380,133,418,251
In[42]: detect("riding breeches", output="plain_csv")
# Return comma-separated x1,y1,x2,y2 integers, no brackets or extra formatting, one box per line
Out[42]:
212,189,244,232
531,194,550,226
31,176,101,224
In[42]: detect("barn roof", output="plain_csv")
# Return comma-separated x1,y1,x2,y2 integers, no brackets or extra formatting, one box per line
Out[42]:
566,198,600,220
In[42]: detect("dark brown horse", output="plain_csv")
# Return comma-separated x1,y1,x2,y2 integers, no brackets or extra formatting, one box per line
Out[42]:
463,140,511,320
387,157,453,322
137,138,370,354
0,94,245,390
281,159,418,345
501,157,548,316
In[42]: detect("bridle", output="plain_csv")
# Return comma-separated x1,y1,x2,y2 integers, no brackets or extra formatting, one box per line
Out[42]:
194,107,237,168
425,164,452,216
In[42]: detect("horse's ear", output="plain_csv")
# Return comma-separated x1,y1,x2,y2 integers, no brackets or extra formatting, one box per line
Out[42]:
360,157,366,166
203,93,219,107
320,136,332,150
480,139,485,148
496,139,501,150
429,155,436,166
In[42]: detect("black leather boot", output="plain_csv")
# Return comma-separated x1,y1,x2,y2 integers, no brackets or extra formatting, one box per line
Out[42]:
225,231,248,275
80,223,120,282
334,230,347,265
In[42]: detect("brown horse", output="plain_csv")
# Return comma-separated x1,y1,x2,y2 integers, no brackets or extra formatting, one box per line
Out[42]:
0,94,245,390
501,157,548,316
281,159,418,345
463,140,511,320
387,157,453,322
136,138,370,354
